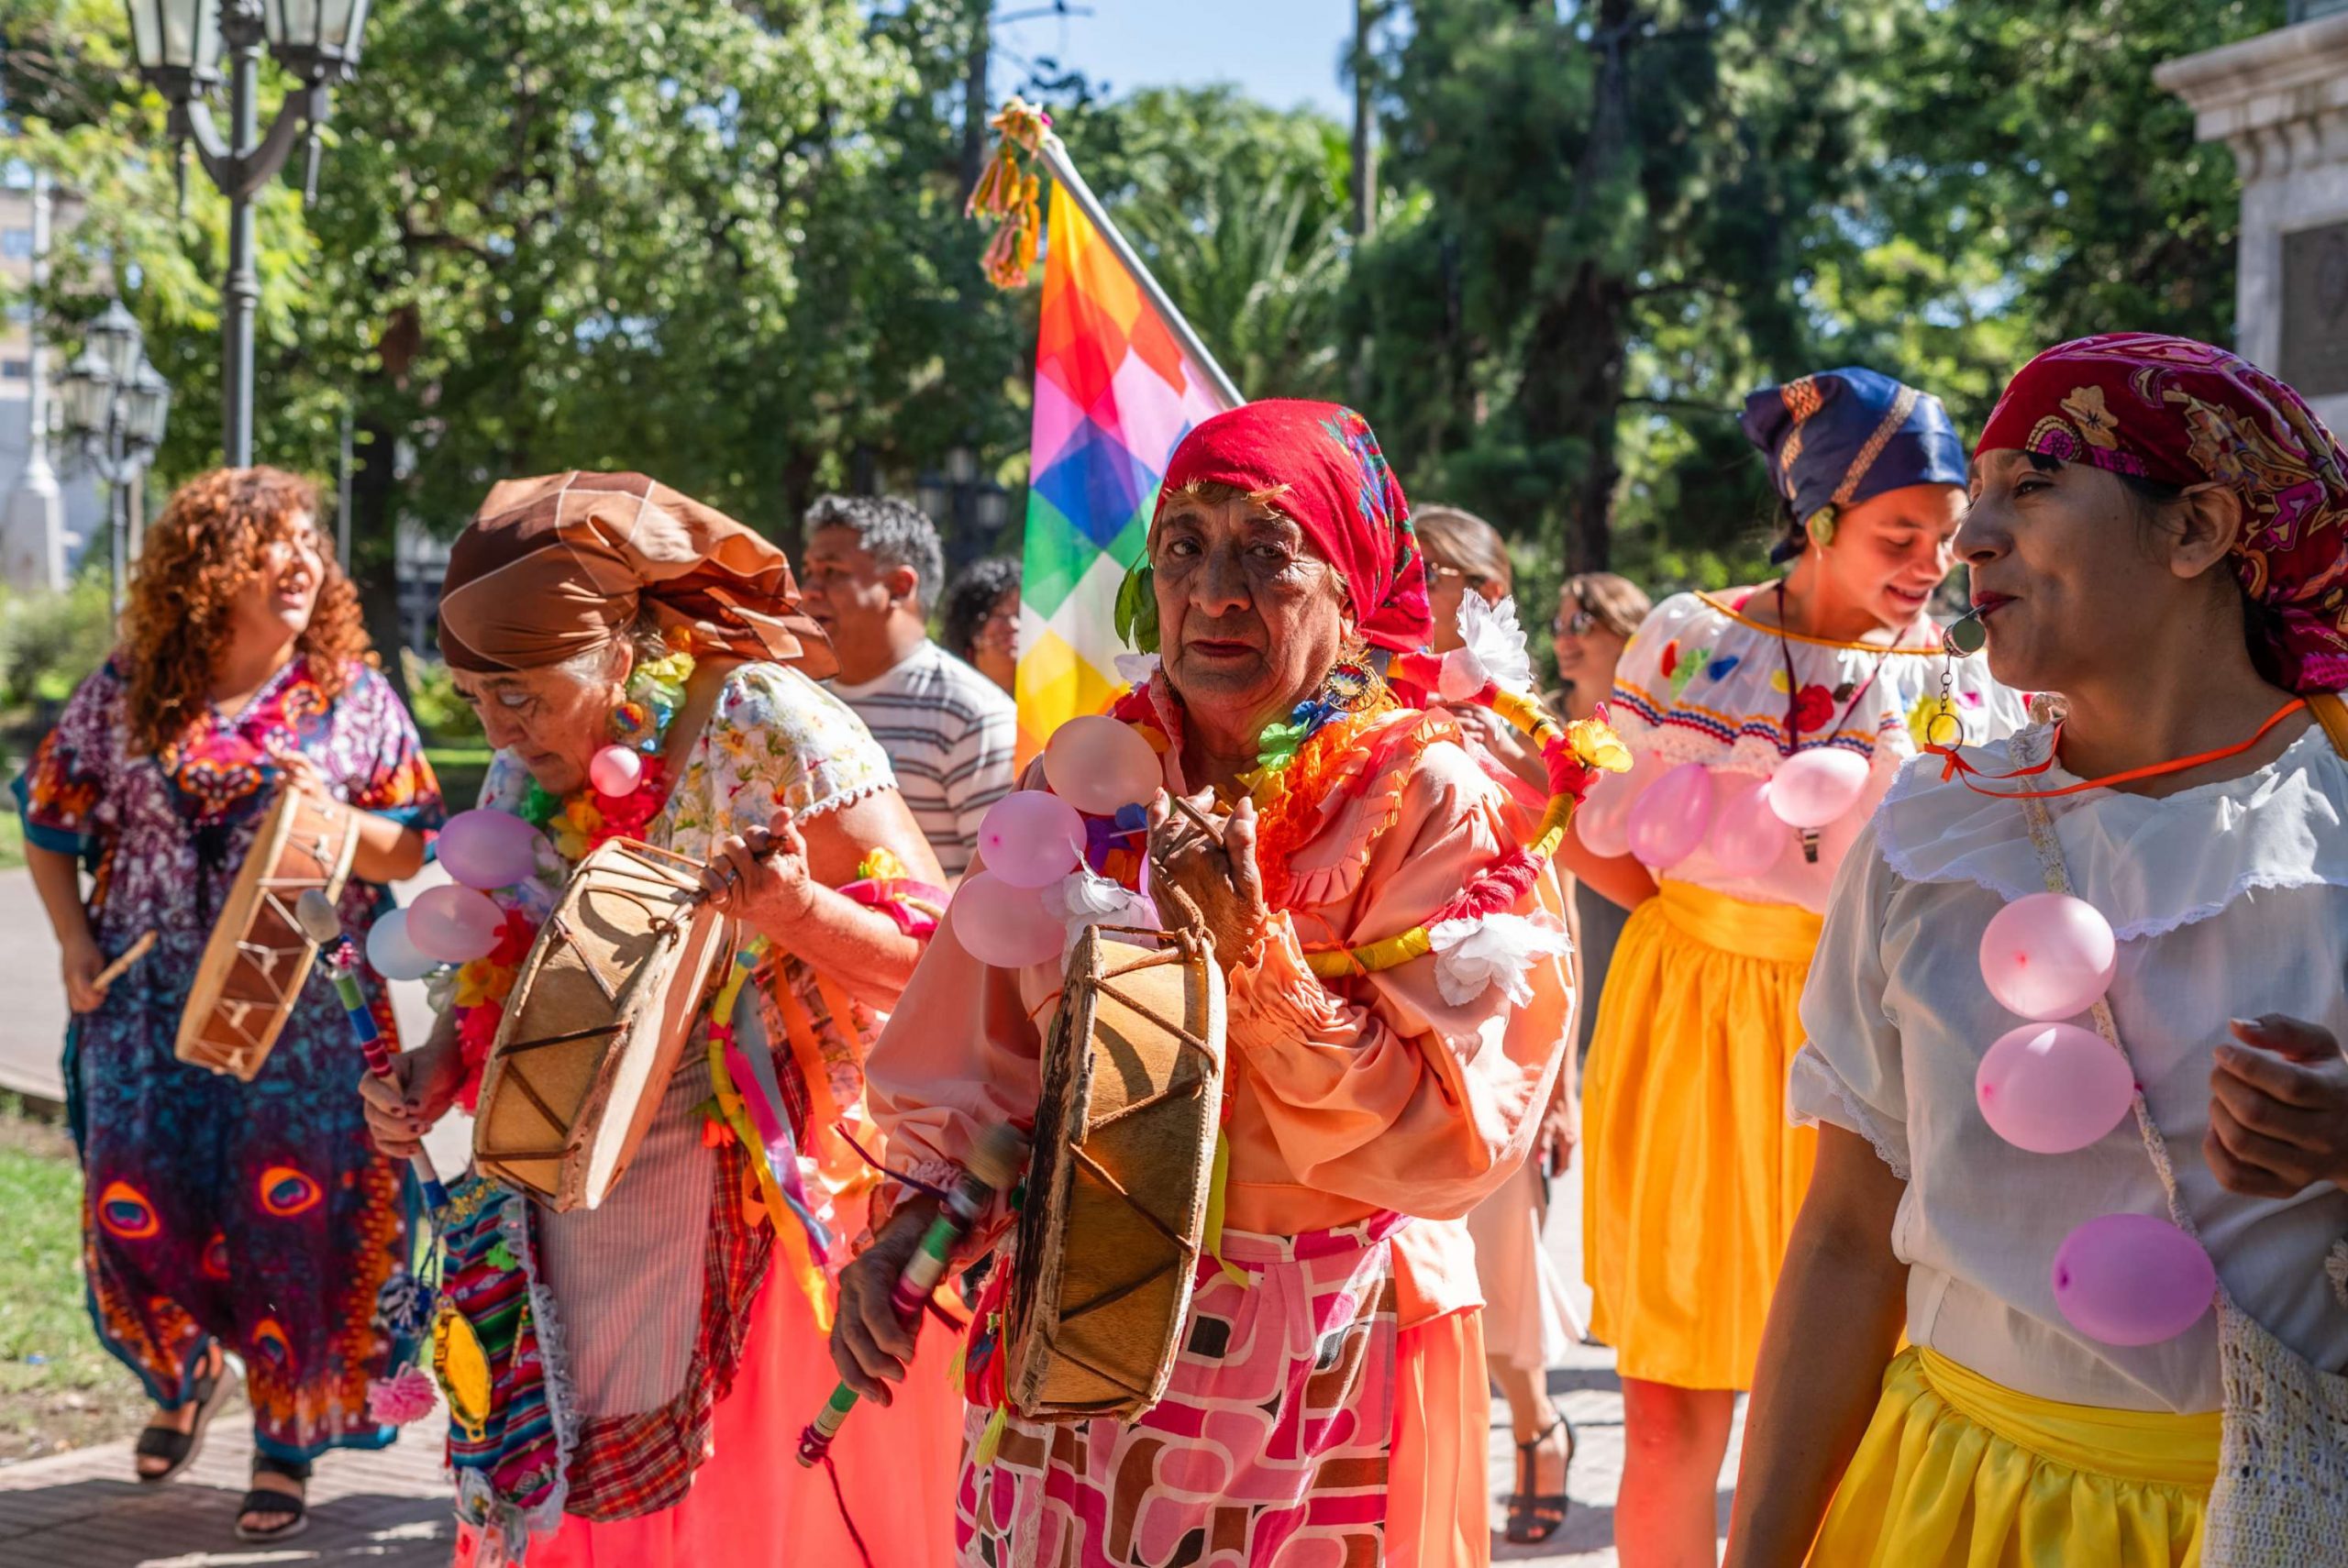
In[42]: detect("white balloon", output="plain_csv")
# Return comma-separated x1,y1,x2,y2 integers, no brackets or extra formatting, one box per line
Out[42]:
364,909,437,982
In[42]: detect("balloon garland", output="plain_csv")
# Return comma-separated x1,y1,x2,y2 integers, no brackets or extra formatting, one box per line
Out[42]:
362,650,696,1107
1969,855,2217,1347
943,637,1628,1002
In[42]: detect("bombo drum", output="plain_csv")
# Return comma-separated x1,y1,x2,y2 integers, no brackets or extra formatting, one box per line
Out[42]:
177,789,360,1080
1004,920,1225,1421
472,838,730,1210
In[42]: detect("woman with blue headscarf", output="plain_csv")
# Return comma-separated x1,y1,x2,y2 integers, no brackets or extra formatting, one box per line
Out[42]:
1573,369,2029,1563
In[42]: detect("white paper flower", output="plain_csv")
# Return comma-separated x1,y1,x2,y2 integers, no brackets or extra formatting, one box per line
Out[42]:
1439,592,1535,701
1041,868,1161,962
1425,911,1571,1007
1114,652,1162,688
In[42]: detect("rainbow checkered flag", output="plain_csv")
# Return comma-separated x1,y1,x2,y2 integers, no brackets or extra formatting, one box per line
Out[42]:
971,103,1244,760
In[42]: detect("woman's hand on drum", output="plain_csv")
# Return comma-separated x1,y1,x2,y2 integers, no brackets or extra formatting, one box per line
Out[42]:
1147,790,1270,961
60,929,110,1013
2206,1014,2348,1198
829,1198,937,1404
358,1031,466,1163
699,810,819,937
269,745,332,805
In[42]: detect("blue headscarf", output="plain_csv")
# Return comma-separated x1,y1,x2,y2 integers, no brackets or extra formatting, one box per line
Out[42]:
1739,368,1966,559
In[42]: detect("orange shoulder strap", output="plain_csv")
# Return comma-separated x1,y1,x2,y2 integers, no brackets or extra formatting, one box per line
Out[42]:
2310,691,2348,761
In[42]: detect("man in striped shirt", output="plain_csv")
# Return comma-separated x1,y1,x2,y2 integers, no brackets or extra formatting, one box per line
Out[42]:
800,493,1015,879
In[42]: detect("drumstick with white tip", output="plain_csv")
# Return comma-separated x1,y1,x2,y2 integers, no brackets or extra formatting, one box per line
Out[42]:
296,889,449,1212
798,1121,1028,1467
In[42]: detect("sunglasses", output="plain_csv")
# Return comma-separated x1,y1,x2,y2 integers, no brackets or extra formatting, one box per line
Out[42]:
1552,607,1598,637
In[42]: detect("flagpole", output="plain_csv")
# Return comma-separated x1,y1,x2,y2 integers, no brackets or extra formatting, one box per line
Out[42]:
1036,133,1246,410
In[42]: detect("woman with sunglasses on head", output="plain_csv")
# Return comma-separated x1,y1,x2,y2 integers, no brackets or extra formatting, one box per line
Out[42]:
1554,573,1652,724
1569,370,2029,1565
1418,502,1586,1546
1728,336,2348,1568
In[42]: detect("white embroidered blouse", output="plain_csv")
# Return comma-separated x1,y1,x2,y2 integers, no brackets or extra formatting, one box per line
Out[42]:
1789,720,2348,1412
1608,591,2028,913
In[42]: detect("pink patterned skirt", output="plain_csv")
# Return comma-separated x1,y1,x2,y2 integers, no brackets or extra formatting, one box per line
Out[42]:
959,1213,1476,1567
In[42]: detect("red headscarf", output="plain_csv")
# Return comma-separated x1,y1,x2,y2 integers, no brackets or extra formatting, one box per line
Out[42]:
1976,333,2348,692
1153,400,1433,653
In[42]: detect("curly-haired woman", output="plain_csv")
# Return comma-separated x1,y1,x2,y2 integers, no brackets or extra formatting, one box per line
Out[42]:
940,554,1020,695
15,468,441,1544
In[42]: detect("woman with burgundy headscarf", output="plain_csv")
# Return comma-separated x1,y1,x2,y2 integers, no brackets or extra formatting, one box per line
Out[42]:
360,473,962,1566
1728,336,2348,1567
836,403,1600,1565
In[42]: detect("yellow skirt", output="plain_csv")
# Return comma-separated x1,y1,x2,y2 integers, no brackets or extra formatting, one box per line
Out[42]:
1581,879,1822,1390
1812,1348,2217,1567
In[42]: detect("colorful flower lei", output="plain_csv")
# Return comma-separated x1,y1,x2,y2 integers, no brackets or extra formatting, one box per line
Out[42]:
1103,650,1627,986
449,653,695,1107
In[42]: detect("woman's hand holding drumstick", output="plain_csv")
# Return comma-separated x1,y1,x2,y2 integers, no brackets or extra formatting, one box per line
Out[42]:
1146,790,1270,962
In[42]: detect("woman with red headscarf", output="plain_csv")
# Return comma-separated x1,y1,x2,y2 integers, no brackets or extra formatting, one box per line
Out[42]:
836,402,1611,1565
1727,336,2348,1567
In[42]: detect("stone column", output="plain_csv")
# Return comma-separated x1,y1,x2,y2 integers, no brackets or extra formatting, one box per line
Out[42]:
2,169,65,592
2159,11,2348,429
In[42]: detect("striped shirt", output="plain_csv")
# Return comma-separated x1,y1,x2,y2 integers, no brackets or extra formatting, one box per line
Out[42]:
829,640,1015,878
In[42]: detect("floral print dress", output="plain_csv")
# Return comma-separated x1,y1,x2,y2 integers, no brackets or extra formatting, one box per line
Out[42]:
14,657,442,1460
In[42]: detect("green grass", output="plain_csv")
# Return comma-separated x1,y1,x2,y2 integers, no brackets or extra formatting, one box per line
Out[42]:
0,1100,151,1457
0,809,21,871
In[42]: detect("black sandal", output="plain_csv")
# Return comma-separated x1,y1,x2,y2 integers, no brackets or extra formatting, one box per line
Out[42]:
131,1343,233,1485
235,1453,312,1543
1502,1412,1575,1546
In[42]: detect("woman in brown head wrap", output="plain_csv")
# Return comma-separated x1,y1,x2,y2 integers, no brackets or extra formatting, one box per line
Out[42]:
361,473,967,1564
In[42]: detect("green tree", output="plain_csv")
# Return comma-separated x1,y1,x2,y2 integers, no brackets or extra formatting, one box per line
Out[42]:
6,0,1036,657
1353,0,1875,579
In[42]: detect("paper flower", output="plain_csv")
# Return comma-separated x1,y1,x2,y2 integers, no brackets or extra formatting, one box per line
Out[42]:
1426,911,1573,1007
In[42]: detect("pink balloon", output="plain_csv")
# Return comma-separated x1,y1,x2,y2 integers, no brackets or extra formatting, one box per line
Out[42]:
1707,776,1787,880
588,745,644,798
979,790,1087,889
1767,747,1870,830
1627,762,1715,869
408,884,506,964
1042,716,1162,816
437,809,545,890
1573,761,1639,858
948,872,1068,970
1976,1021,2133,1154
2051,1212,2215,1347
1980,893,2117,1021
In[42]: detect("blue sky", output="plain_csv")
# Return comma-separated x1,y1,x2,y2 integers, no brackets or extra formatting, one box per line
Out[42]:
991,1,1356,121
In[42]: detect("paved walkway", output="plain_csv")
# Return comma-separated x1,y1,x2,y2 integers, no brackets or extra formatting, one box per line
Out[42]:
0,1165,1736,1566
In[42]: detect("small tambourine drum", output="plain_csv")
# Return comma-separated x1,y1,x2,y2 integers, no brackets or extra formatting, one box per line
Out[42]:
472,838,730,1211
177,788,360,1081
1004,920,1226,1422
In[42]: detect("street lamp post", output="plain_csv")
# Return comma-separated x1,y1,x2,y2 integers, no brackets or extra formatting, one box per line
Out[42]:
917,446,1012,577
120,0,371,466
57,304,173,613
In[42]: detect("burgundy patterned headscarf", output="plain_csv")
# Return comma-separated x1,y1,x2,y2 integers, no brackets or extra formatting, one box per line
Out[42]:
1976,333,2348,691
1153,401,1434,653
